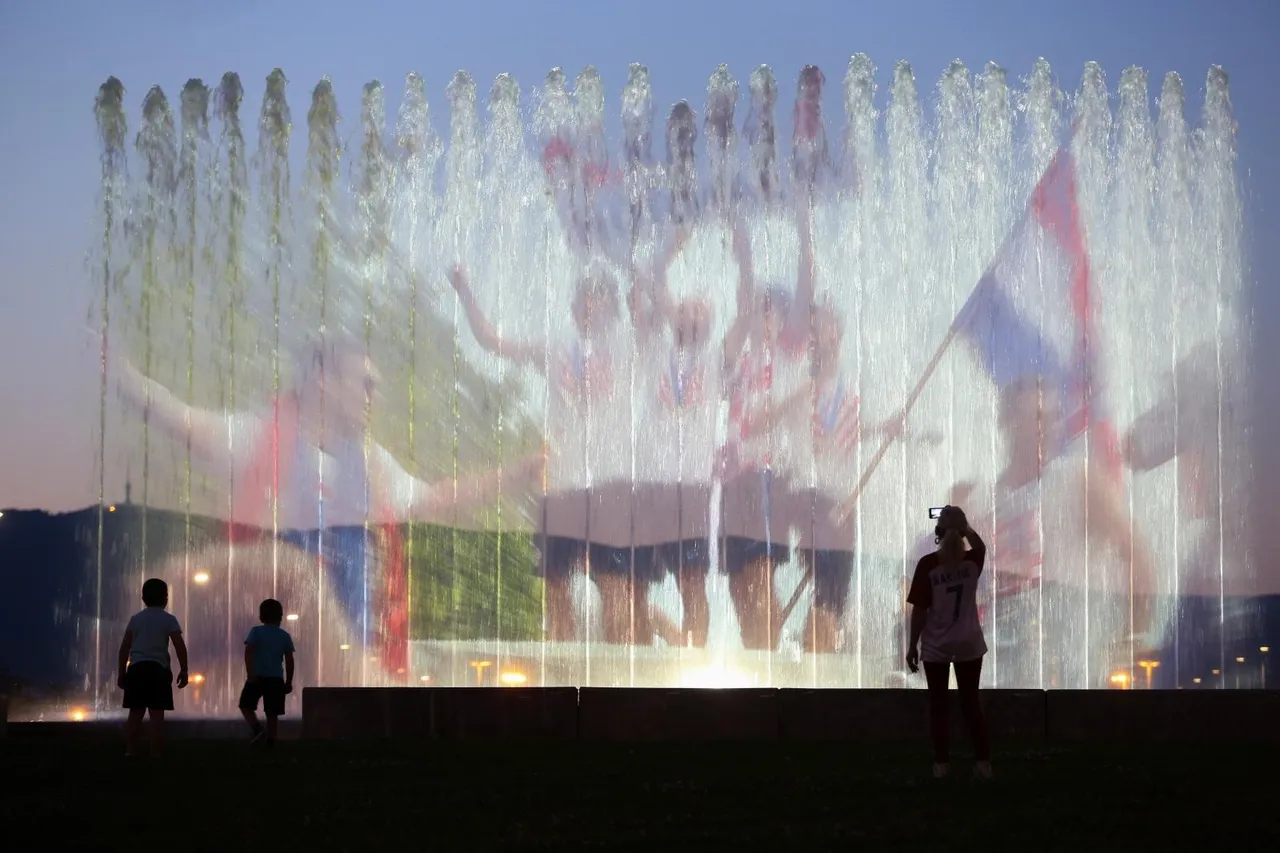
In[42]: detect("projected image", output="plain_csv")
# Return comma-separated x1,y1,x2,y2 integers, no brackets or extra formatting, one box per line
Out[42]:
82,57,1251,710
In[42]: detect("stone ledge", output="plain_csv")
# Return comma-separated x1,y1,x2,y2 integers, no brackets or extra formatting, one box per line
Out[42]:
300,687,1280,742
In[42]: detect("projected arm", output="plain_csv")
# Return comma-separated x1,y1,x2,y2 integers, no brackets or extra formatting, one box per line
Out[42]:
720,218,757,376
628,228,686,342
375,445,545,526
779,191,816,352
448,265,546,373
114,357,233,460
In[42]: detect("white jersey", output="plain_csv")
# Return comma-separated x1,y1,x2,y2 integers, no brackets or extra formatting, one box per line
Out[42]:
909,550,988,664
638,342,720,486
227,414,418,531
726,337,809,471
544,333,634,491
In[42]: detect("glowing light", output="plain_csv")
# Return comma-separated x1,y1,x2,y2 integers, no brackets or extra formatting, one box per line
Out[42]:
1212,669,1221,676
190,673,205,685
1108,671,1130,688
468,660,493,686
1193,677,1202,684
108,505,116,512
1236,656,1246,664
70,708,88,722
0,511,4,519
680,666,752,689
499,670,528,686
339,644,351,651
285,613,299,622
1261,646,1271,653
396,668,406,675
192,571,210,585
419,675,432,684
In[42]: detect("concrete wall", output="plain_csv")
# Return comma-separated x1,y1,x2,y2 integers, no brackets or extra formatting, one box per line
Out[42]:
303,687,1280,741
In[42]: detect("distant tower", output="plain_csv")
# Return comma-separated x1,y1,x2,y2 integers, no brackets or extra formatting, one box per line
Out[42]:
125,478,132,506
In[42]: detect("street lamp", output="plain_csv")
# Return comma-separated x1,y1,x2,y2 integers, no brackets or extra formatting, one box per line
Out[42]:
1235,656,1246,690
1138,659,1160,690
1261,646,1270,689
468,660,492,686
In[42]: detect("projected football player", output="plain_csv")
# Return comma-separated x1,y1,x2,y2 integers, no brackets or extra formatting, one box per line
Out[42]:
452,260,655,651
114,336,541,691
1124,342,1223,601
992,372,1158,687
627,227,726,650
716,190,845,652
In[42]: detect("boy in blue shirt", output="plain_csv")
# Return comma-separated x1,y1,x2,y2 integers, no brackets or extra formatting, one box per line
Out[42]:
239,598,296,745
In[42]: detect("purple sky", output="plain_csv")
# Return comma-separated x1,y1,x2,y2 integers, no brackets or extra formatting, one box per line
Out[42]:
1,0,1277,570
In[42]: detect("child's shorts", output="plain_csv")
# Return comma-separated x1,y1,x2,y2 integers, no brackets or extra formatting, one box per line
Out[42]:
239,678,288,716
122,661,174,711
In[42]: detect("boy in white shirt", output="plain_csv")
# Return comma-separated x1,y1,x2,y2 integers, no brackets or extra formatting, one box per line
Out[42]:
117,578,189,757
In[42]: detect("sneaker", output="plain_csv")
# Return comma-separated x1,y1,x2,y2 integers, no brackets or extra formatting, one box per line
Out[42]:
974,761,993,779
933,762,950,779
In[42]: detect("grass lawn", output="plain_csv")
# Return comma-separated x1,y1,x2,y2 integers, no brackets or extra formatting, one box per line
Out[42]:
1,735,1274,849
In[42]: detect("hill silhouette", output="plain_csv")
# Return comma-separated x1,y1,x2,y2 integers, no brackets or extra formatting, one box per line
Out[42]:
0,503,541,691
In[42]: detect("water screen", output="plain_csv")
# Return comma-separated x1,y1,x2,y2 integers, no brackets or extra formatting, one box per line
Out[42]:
80,57,1252,711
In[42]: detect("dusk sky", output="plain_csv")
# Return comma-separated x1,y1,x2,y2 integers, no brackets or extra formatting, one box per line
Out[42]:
2,0,1277,551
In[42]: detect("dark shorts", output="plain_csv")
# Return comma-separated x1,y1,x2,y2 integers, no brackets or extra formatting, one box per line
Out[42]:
122,661,174,711
802,549,854,613
541,536,665,585
722,536,791,571
239,677,288,716
655,538,713,577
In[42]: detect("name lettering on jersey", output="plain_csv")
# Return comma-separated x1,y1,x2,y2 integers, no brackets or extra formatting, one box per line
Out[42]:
931,564,974,587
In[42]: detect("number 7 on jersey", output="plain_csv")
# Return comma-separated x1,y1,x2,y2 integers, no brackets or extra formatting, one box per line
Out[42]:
946,584,964,621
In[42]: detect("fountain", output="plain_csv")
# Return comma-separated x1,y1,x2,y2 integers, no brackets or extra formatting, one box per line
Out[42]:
82,56,1251,714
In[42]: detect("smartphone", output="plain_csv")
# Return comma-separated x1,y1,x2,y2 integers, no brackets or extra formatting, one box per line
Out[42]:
928,506,946,519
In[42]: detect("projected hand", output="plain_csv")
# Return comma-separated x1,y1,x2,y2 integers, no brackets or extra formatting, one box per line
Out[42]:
881,412,906,441
448,264,472,300
906,645,919,674
916,429,944,446
176,670,188,689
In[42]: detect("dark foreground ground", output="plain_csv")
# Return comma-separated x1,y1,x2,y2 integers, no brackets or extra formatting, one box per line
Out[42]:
2,728,1275,850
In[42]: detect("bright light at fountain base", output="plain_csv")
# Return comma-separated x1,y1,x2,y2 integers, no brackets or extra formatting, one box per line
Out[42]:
679,666,753,689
